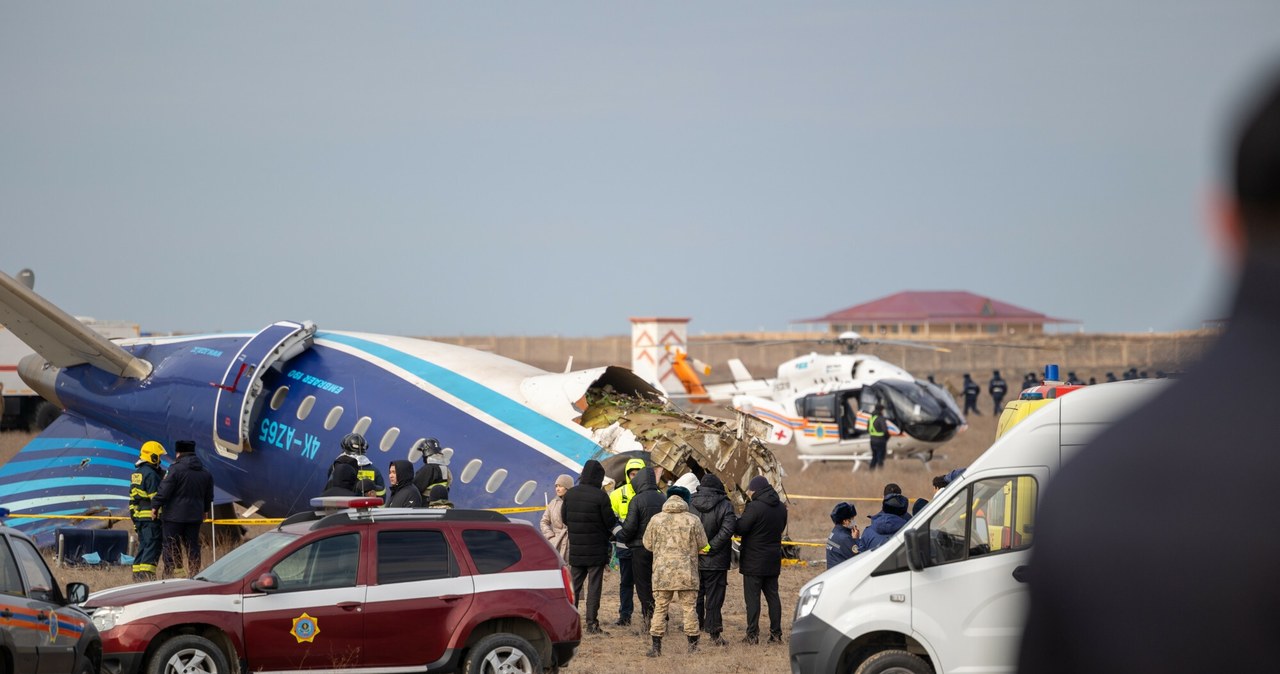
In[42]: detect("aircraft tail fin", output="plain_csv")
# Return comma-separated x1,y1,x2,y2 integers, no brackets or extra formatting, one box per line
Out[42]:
728,358,754,383
0,271,151,379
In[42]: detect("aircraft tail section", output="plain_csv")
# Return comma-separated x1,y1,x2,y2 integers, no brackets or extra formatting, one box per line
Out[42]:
0,412,142,548
728,358,754,382
732,395,800,446
0,270,151,379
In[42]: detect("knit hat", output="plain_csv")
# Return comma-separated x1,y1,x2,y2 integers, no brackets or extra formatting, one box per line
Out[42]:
912,498,929,516
174,440,196,454
830,501,855,524
555,474,574,489
747,475,770,492
667,485,691,504
883,493,909,517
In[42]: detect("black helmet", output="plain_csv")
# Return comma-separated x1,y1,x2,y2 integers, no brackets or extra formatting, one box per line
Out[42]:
422,438,443,455
341,433,368,454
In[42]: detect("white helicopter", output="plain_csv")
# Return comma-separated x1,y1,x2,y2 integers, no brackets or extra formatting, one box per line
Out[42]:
677,332,968,470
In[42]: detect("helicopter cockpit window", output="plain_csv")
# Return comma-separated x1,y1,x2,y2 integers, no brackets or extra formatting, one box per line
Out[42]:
798,393,837,420
873,379,946,423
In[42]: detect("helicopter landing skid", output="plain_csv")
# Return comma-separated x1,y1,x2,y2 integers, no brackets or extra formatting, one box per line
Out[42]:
797,450,943,473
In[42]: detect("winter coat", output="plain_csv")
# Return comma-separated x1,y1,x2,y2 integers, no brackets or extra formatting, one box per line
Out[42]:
643,495,708,591
690,473,736,571
734,482,787,576
387,460,422,508
540,496,570,561
618,466,665,549
129,461,165,520
562,460,619,567
857,511,908,552
413,458,450,500
826,524,857,568
153,453,215,524
609,457,646,520
322,462,358,497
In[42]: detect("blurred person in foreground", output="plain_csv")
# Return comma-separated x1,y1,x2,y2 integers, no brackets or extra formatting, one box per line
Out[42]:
1018,63,1280,673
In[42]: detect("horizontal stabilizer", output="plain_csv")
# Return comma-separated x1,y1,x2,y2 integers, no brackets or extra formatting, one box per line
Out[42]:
728,358,754,382
0,271,151,379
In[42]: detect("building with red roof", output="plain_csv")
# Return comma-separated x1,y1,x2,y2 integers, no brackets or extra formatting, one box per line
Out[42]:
797,291,1078,337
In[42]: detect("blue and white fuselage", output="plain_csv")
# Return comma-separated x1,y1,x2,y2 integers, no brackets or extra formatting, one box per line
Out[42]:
0,324,653,546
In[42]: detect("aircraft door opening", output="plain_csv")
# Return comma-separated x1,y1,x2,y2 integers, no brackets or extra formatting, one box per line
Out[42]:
213,320,316,459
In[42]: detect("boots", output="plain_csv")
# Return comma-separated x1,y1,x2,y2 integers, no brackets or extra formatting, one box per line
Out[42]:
710,632,728,646
645,636,662,657
687,635,700,653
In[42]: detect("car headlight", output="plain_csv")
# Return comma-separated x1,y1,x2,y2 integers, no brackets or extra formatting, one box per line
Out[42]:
795,581,823,620
91,606,125,632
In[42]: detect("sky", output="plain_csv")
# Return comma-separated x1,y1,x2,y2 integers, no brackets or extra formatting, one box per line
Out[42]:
2,2,1278,338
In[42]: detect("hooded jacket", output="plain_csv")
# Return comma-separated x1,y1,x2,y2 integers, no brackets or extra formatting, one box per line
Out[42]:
322,462,358,497
562,460,620,567
690,473,736,571
857,510,909,552
643,495,708,591
618,466,665,549
153,452,215,524
387,459,423,508
609,457,646,520
734,481,787,576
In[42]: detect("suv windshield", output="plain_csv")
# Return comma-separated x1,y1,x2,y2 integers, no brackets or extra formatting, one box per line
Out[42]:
196,531,298,583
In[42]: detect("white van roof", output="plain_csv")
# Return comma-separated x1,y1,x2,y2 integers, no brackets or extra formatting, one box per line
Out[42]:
965,379,1170,477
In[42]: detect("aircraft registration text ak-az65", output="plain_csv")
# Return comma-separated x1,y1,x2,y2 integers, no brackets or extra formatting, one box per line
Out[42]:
0,271,660,546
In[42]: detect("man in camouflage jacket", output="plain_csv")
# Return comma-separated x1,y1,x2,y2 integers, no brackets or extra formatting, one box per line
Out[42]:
642,492,708,657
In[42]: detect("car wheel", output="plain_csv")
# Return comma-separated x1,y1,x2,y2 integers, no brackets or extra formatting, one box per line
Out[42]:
77,656,95,674
854,649,934,674
146,635,230,674
464,634,541,674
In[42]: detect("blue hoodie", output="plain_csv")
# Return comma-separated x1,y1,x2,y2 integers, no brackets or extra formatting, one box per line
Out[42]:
857,511,909,553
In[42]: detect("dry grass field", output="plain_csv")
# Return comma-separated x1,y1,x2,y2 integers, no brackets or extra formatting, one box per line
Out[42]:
0,409,1003,673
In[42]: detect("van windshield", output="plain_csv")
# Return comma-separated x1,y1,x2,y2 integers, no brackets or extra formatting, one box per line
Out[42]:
195,531,298,583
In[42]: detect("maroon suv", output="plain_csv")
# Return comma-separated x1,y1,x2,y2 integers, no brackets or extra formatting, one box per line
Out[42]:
85,500,580,673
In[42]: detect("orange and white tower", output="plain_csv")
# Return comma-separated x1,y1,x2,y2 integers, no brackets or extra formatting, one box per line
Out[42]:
629,317,689,394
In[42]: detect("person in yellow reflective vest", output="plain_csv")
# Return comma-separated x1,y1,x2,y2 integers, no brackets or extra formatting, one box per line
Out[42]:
868,404,889,470
129,441,167,581
608,457,646,626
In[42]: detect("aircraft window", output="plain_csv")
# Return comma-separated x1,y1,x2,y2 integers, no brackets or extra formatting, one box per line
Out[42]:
799,394,837,420
297,395,316,421
460,459,483,484
379,428,400,453
442,447,454,462
353,416,372,436
269,386,289,411
485,469,508,493
514,480,537,505
324,406,344,431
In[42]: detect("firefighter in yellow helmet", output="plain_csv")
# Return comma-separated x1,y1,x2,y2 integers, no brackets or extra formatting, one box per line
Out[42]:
130,441,167,581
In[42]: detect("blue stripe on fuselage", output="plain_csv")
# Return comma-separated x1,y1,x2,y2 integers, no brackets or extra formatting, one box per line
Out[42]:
318,333,600,466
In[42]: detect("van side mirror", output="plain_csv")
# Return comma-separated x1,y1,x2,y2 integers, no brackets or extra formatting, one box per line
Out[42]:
65,582,89,605
251,572,281,593
904,528,930,572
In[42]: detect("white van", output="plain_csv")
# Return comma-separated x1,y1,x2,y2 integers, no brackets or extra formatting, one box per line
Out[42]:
789,379,1167,674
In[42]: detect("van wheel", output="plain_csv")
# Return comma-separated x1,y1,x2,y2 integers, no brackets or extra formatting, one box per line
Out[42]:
463,634,541,674
146,635,230,674
854,649,934,674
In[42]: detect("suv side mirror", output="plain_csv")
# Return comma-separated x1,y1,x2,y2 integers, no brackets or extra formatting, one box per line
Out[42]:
251,572,281,593
904,528,930,572
65,582,89,605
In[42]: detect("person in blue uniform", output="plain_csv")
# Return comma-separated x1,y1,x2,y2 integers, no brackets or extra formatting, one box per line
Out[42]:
988,370,1008,415
962,373,981,415
825,502,859,568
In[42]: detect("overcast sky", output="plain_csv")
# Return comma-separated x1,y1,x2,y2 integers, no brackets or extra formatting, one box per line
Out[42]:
2,2,1278,338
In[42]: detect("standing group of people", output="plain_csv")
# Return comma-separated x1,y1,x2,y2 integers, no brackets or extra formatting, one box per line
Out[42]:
129,439,215,581
544,458,788,655
320,433,454,508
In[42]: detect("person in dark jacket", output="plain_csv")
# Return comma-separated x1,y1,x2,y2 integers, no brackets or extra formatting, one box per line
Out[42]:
867,404,890,470
618,465,665,628
563,459,622,634
153,440,215,578
962,373,981,415
411,438,451,501
321,462,359,497
1017,66,1280,674
735,475,787,644
690,473,736,645
857,493,909,552
988,370,1008,415
386,459,422,508
427,484,454,508
825,501,858,569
